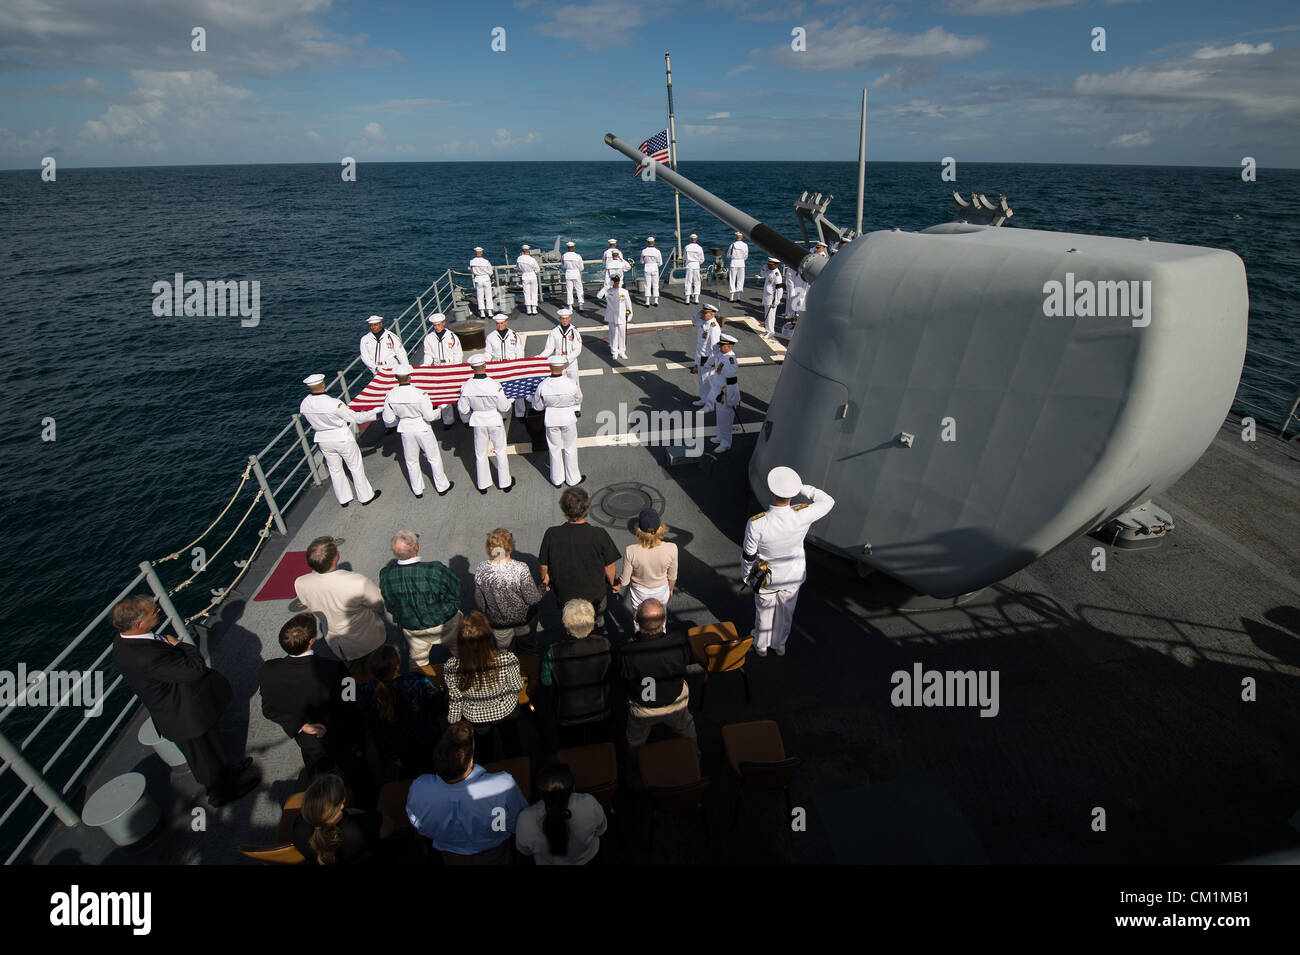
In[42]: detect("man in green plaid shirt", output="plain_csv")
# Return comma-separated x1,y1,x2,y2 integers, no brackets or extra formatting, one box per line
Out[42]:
379,529,463,668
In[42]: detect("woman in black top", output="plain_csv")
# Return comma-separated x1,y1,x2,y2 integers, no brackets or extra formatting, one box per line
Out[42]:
291,773,384,865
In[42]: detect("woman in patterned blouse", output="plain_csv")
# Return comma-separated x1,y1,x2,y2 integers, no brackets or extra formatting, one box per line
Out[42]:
442,611,524,730
474,528,545,652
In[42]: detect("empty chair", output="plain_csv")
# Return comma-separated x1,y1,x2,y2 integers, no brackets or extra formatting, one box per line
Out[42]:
483,755,533,802
721,720,801,830
637,737,710,851
237,793,310,865
558,742,620,844
687,622,752,708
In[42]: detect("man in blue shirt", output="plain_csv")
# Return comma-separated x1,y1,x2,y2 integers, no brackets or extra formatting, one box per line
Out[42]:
405,721,528,864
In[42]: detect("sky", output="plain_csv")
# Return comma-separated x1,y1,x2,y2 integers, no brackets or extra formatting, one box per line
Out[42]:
1,0,1297,168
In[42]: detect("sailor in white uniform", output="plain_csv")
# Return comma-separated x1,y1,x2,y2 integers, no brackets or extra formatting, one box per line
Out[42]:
604,274,634,361
596,239,618,299
532,355,584,487
538,307,583,384
598,249,630,302
382,364,452,498
640,237,662,306
727,231,748,302
710,334,741,451
419,313,463,427
694,304,721,406
485,314,526,418
298,374,383,507
761,258,785,338
360,316,408,376
741,466,836,657
469,247,495,318
562,241,585,310
457,353,514,494
683,233,704,304
517,244,540,315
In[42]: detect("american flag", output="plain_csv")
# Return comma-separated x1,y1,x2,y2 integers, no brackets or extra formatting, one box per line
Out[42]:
347,358,551,412
633,129,670,176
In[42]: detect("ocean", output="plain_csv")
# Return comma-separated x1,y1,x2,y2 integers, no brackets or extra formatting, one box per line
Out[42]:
1,160,1297,670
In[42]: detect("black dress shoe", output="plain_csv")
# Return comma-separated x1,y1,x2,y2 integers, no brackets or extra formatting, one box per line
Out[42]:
361,489,382,506
478,487,488,495
502,478,517,493
340,501,350,507
414,492,423,499
573,474,587,485
208,769,259,808
443,423,453,431
437,481,454,496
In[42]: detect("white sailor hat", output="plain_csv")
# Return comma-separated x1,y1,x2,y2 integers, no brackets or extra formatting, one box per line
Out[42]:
468,353,487,367
393,363,414,377
720,333,738,344
522,244,530,250
367,315,384,325
566,241,575,247
735,230,743,237
431,312,447,324
689,233,698,239
493,313,509,323
557,307,572,317
701,302,718,313
608,238,617,245
814,241,827,249
767,466,802,498
548,355,568,368
647,236,655,242
303,373,325,387
473,246,483,252
767,256,780,263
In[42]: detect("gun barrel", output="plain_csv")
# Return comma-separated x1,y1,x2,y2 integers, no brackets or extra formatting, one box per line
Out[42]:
604,133,824,280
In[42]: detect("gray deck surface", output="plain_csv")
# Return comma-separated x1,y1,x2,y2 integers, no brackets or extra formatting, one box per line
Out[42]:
35,273,1300,865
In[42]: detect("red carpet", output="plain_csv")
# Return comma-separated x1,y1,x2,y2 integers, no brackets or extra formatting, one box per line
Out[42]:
254,551,308,601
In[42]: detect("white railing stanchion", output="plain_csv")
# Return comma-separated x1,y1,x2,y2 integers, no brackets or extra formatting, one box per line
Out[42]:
292,415,323,485
249,455,288,535
140,560,194,646
0,731,80,828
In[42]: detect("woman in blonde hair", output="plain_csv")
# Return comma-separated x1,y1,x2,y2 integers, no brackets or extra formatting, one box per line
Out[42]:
291,772,384,865
474,527,545,652
612,508,678,618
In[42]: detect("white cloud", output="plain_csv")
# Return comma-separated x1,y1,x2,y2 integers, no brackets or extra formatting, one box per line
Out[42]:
765,22,989,72
1192,42,1274,59
363,122,382,137
534,1,650,51
346,98,453,115
705,111,731,119
6,77,107,100
1108,130,1153,147
306,130,320,141
80,70,255,150
725,63,757,78
943,0,1083,13
490,127,540,147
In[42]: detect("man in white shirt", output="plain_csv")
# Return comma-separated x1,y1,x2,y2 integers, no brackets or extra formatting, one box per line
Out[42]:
382,364,453,498
539,307,583,384
294,536,390,675
683,233,704,304
727,231,748,302
298,373,383,506
485,314,526,418
640,236,662,306
469,247,495,318
710,335,741,452
532,355,584,487
562,241,586,311
598,249,630,301
360,315,408,376
604,274,634,361
457,353,515,493
694,304,721,405
517,244,541,315
761,257,785,338
419,313,463,428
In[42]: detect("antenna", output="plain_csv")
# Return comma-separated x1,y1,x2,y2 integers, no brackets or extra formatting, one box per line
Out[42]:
856,89,867,237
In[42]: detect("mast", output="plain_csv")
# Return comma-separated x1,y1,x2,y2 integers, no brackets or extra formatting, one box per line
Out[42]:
856,89,867,237
665,52,684,264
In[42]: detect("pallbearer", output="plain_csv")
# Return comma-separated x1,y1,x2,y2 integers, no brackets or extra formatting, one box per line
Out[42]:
640,236,662,306
539,307,583,384
420,313,463,428
605,274,634,361
726,231,748,302
457,354,515,494
562,241,586,310
742,467,836,657
517,244,541,315
469,246,495,318
485,314,526,418
382,364,453,498
683,233,704,304
761,257,785,338
360,315,408,375
299,374,383,507
694,303,720,404
533,355,584,488
711,334,740,452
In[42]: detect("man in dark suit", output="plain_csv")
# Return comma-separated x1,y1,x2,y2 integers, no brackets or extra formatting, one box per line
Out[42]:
111,595,259,807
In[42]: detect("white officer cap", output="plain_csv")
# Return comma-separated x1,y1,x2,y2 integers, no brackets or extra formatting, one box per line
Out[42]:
367,315,384,325
689,233,698,239
473,246,483,252
557,307,572,317
608,238,617,245
302,373,325,387
493,313,509,323
468,353,487,367
768,466,802,498
647,236,655,242
522,244,530,250
815,241,827,249
548,355,567,367
393,363,413,377
431,312,447,324
720,333,738,344
566,241,575,247
735,231,743,237
701,303,718,313
768,257,779,263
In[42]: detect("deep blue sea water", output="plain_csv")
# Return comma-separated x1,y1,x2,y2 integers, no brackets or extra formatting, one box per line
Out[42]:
1,160,1298,669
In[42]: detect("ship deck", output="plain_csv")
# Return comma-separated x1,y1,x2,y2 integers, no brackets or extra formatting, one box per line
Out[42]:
34,275,1300,865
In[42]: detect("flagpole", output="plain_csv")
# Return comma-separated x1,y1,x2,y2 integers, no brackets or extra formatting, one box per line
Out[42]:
665,51,683,265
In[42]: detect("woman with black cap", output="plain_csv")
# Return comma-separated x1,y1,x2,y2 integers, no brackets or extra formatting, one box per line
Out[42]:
612,508,678,619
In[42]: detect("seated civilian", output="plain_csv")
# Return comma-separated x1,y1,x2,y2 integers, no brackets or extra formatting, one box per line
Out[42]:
291,772,385,865
405,721,529,864
515,762,607,865
474,528,544,652
443,611,526,760
541,599,613,726
358,644,445,783
617,598,696,754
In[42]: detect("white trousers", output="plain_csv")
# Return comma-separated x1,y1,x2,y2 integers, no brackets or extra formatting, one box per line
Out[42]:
472,423,511,489
698,366,712,402
440,402,456,425
753,585,800,653
626,582,670,620
317,432,373,505
565,275,584,307
521,275,538,311
729,264,745,296
474,279,494,315
715,401,736,449
610,319,627,357
764,292,783,336
512,397,526,418
644,270,659,303
684,266,700,301
562,362,580,385
545,422,581,486
399,427,450,495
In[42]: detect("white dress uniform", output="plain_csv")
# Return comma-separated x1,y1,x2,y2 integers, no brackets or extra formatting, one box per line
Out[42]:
695,317,721,397
683,240,705,303
562,249,586,308
420,325,464,425
469,254,495,316
762,266,785,336
382,381,451,496
604,285,634,359
360,329,409,376
299,392,381,505
741,481,836,654
485,325,526,417
457,372,513,490
726,238,749,300
640,243,663,305
532,371,583,487
711,350,741,451
517,251,540,314
599,254,630,301
539,322,583,384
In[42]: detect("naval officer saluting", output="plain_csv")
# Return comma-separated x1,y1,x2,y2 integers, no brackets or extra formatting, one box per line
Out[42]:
562,241,586,311
726,231,749,302
485,313,526,419
517,244,541,315
419,313,463,428
694,303,721,403
742,467,836,657
683,233,704,304
640,236,662,306
299,374,383,507
360,315,408,376
710,334,741,451
533,354,584,488
457,353,515,494
382,364,453,499
469,246,495,318
539,307,583,384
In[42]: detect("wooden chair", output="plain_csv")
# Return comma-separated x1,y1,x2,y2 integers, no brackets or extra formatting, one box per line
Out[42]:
417,663,446,690
483,755,533,803
557,742,621,844
721,720,801,830
236,843,307,865
277,792,305,844
517,652,540,710
686,622,752,708
638,737,710,851
377,778,415,839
